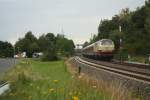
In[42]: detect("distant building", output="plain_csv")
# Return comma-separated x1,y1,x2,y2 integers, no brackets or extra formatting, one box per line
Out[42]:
14,52,26,58
32,52,43,58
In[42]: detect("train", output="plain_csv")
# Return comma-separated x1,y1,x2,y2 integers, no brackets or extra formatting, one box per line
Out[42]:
82,39,115,61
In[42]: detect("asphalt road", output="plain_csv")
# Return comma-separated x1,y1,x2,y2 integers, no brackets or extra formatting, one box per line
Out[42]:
0,58,18,76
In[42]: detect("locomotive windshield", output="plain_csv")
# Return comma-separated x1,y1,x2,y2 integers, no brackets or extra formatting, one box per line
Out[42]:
101,39,113,45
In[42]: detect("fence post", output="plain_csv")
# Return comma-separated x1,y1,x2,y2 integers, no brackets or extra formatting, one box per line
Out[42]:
78,66,81,74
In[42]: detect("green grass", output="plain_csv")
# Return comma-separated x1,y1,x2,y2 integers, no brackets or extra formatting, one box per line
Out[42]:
0,59,115,100
128,55,149,63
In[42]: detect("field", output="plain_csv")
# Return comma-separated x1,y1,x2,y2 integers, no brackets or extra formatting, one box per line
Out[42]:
0,58,120,100
0,58,139,100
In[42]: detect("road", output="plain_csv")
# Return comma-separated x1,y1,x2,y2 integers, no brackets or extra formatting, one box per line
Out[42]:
0,58,18,76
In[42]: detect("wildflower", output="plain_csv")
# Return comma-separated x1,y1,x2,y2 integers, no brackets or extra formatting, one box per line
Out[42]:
10,92,17,96
37,86,40,90
22,90,25,93
78,75,82,79
28,96,32,100
53,80,59,84
71,76,74,78
59,88,64,93
69,92,72,95
78,92,81,95
92,85,97,88
13,92,17,96
73,96,79,100
42,91,47,95
48,88,54,93
74,91,77,95
30,83,33,87
9,93,14,96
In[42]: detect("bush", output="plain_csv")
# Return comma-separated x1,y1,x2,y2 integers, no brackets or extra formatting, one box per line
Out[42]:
41,50,58,61
114,48,128,61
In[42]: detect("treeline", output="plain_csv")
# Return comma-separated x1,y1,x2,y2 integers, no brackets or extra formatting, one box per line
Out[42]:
0,31,75,60
85,0,150,55
15,31,75,60
0,41,14,57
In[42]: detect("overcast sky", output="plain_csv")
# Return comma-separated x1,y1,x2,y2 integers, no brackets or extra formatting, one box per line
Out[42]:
0,0,145,45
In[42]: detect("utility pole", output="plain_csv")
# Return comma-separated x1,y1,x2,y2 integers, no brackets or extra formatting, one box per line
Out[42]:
119,15,123,63
119,25,122,49
14,46,15,57
119,24,122,63
13,46,15,65
17,47,19,54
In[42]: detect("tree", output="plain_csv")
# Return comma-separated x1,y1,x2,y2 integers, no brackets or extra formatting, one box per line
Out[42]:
15,31,39,57
0,41,14,57
15,31,75,60
109,30,123,51
89,3,150,55
63,40,75,56
40,33,58,61
83,41,89,48
56,34,75,56
89,34,98,44
38,34,47,51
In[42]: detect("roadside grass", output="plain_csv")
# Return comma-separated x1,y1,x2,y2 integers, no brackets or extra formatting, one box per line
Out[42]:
0,58,117,100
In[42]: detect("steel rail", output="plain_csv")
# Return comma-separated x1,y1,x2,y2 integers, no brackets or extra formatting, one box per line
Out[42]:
75,57,150,84
0,81,9,95
81,57,150,76
0,82,7,88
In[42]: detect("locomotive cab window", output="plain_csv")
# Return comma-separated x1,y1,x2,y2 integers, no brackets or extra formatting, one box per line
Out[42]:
101,40,113,45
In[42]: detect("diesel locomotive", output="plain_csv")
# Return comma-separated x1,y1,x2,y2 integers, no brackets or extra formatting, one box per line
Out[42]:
82,39,115,60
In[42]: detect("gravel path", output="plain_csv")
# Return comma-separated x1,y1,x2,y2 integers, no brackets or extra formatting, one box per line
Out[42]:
0,58,18,76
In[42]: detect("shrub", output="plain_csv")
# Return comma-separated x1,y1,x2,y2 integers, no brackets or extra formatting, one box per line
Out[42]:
114,48,128,61
41,50,58,61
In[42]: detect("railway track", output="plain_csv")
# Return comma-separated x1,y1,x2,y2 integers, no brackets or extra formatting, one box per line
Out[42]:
112,60,150,69
81,57,150,76
74,56,150,84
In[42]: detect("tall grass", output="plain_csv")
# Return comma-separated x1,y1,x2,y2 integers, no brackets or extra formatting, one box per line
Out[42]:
0,58,140,100
66,59,141,100
128,55,148,64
